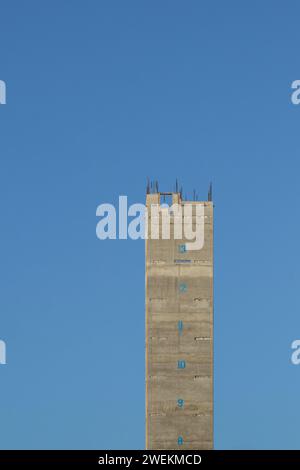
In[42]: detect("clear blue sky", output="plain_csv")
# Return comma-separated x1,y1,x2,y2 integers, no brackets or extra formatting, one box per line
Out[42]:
1,0,300,450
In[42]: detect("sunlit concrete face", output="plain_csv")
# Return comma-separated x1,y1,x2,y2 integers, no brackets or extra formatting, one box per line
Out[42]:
145,192,213,450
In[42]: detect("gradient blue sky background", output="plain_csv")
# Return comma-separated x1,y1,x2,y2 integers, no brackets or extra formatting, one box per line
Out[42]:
1,0,300,449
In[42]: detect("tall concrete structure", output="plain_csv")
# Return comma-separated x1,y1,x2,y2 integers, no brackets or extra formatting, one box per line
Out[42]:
145,189,213,450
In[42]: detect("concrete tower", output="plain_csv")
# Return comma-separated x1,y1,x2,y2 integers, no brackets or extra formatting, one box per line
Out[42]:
145,189,213,450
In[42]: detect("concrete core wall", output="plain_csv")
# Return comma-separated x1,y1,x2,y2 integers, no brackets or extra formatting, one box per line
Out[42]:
145,192,213,450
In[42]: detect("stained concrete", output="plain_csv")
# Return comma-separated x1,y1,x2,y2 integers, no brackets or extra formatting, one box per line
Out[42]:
145,192,213,450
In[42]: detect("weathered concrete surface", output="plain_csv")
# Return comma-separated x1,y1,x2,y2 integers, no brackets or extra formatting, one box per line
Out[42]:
146,193,213,450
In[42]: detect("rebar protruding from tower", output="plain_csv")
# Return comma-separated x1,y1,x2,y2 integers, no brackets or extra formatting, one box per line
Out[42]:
208,182,213,201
